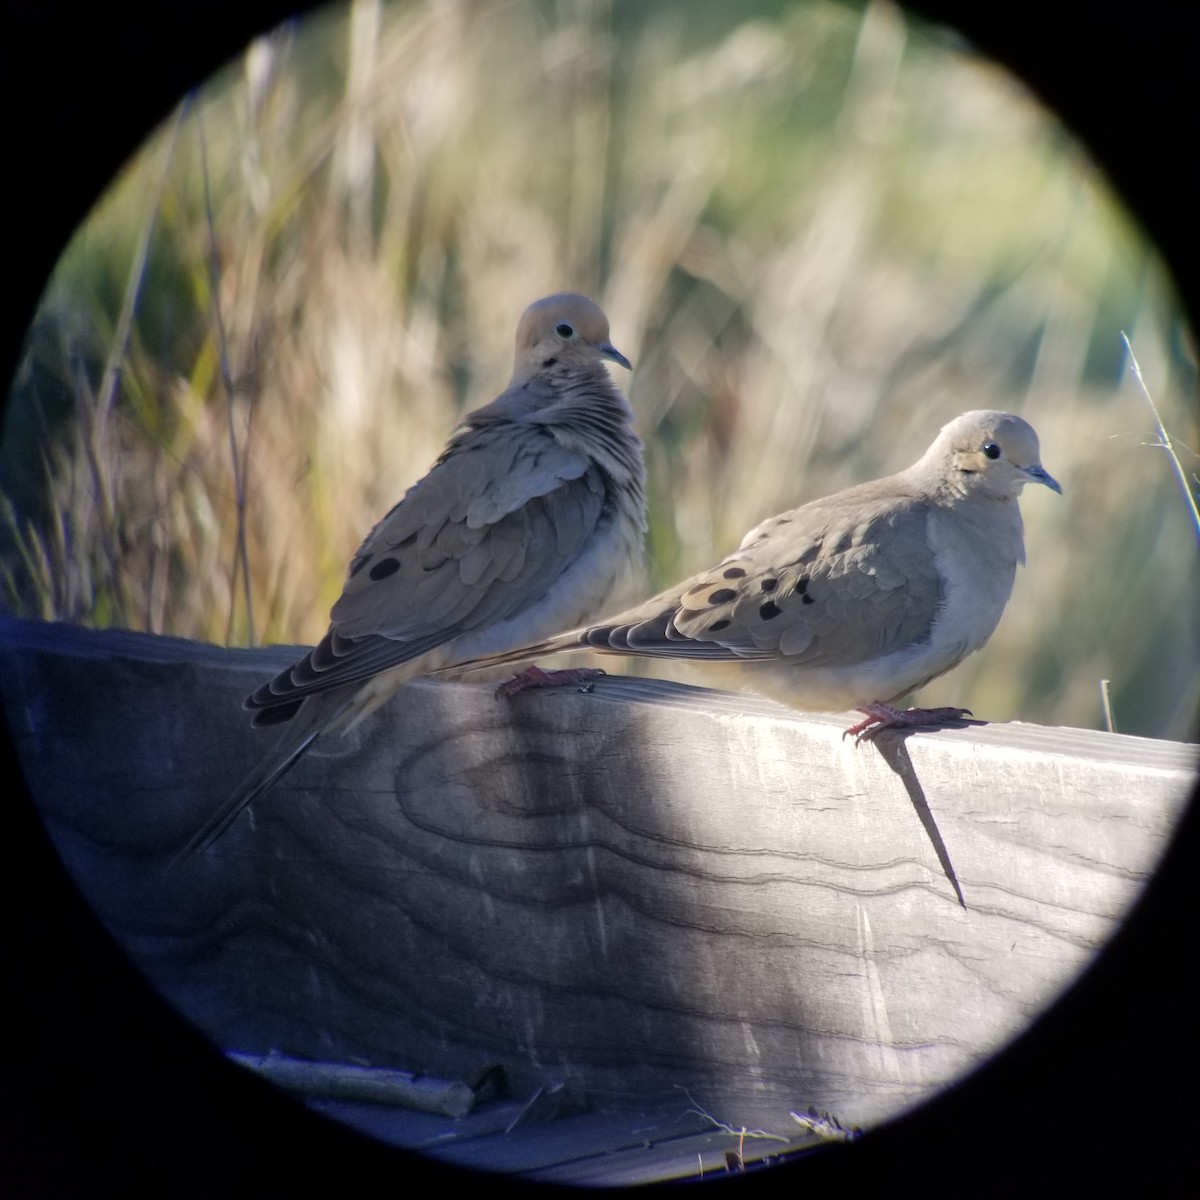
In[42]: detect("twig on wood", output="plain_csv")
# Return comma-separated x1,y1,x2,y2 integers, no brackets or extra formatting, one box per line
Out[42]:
678,1087,789,1144
789,1105,863,1142
228,1050,480,1117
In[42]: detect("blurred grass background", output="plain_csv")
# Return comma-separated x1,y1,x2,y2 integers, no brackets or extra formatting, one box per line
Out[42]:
1,0,1196,740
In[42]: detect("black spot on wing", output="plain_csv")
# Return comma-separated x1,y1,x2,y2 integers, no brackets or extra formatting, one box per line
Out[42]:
722,566,746,579
706,588,737,605
368,557,401,581
759,600,782,620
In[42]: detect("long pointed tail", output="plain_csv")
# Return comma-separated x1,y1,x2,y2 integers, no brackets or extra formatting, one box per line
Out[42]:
168,694,345,867
432,631,588,679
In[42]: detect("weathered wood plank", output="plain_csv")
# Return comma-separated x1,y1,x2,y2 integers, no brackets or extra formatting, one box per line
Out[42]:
2,617,1193,1135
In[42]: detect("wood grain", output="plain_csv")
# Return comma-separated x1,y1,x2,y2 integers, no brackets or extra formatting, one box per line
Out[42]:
2,616,1193,1129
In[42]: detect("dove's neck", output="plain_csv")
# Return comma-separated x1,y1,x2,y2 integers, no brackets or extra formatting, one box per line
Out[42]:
538,371,647,497
904,447,968,502
905,455,1027,566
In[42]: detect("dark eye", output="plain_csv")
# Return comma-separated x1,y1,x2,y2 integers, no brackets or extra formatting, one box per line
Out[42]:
555,322,575,338
982,441,1001,460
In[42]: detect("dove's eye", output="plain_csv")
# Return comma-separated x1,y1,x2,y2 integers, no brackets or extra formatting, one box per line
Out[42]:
982,442,1001,460
555,322,575,338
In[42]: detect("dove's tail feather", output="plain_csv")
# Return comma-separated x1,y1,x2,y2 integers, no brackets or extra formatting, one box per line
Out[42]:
168,694,350,867
439,631,587,677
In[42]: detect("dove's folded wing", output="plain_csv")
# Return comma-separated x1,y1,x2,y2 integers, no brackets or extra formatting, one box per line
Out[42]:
247,427,608,715
576,496,943,671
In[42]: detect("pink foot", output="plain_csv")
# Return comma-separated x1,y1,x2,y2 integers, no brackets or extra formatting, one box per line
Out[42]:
495,664,607,698
843,701,974,746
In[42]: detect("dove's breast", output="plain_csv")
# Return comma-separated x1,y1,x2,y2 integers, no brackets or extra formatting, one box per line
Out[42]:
923,498,1023,663
443,479,644,668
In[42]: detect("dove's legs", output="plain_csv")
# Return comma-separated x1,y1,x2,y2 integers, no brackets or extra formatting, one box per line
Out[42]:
843,701,974,746
496,664,607,697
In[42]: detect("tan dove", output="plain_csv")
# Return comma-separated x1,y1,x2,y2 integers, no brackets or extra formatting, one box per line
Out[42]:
455,410,1060,740
174,293,645,861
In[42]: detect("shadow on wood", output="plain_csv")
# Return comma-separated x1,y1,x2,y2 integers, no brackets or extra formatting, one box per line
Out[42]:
871,733,966,908
2,616,1193,1139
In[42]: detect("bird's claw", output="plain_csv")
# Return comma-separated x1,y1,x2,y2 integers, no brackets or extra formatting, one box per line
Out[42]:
843,703,974,746
495,665,607,698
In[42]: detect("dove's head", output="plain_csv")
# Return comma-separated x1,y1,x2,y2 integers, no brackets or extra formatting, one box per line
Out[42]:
932,410,1062,501
511,293,631,384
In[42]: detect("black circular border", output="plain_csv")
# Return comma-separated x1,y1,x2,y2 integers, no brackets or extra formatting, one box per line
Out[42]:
3,2,1197,1195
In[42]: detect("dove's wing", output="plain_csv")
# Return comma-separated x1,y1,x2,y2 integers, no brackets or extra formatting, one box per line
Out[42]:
575,492,943,669
246,418,612,717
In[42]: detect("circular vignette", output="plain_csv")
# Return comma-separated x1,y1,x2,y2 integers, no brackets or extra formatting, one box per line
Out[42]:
1,1,1197,1196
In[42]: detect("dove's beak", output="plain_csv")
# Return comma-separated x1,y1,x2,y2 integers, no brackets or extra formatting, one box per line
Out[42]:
1023,464,1062,494
598,342,632,371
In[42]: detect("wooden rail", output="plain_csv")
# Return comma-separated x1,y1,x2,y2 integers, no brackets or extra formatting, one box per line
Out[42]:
2,616,1193,1133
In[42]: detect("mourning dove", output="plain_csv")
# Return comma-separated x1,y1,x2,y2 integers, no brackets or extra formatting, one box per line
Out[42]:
454,410,1061,740
174,293,645,861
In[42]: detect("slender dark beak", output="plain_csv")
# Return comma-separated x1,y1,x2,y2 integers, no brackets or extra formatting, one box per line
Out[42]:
598,341,632,371
1023,463,1062,494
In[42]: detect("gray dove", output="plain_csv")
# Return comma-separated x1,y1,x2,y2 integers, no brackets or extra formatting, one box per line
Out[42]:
174,293,645,860
458,410,1060,740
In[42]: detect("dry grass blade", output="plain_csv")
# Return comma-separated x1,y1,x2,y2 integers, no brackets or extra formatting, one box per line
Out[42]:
1121,330,1200,543
197,104,255,644
1099,677,1117,734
